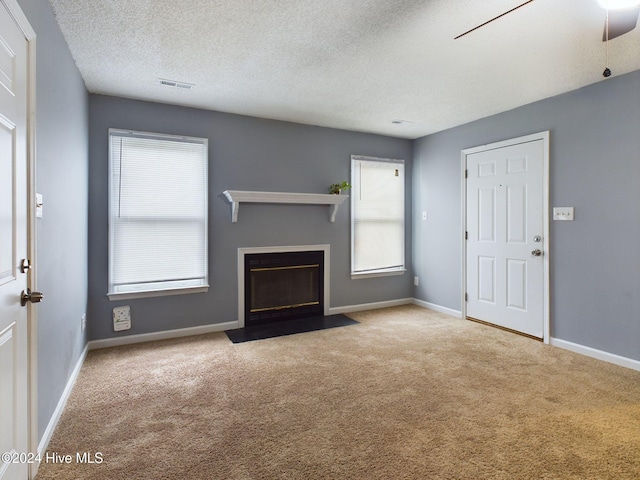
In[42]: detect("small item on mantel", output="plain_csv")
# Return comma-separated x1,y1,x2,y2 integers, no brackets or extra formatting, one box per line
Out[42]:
328,181,352,195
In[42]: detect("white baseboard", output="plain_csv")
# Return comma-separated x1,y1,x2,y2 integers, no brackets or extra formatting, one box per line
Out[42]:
88,321,239,350
412,298,462,318
329,298,462,318
550,337,640,372
37,344,88,463
412,302,640,372
329,298,413,315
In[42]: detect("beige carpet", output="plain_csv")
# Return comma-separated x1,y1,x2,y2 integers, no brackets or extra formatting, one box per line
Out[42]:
36,305,640,479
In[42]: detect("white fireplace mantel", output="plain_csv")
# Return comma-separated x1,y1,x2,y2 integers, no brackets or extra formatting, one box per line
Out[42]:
222,190,349,223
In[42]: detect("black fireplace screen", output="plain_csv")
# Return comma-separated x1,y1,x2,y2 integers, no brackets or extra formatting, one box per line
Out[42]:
245,251,324,326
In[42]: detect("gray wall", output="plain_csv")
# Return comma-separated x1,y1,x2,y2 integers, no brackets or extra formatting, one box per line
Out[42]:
413,69,640,361
17,0,90,440
88,95,413,340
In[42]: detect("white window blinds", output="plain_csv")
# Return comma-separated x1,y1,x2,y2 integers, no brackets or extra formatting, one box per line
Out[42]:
351,155,405,275
108,129,208,297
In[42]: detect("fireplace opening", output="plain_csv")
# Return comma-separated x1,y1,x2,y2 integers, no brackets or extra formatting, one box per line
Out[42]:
245,250,324,326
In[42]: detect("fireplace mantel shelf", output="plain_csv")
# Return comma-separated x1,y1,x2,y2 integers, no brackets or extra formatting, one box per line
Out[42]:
222,190,349,223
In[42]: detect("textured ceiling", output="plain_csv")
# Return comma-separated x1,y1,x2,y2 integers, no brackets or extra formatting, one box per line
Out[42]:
49,0,640,139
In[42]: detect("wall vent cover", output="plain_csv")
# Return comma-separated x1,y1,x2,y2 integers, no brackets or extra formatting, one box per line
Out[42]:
391,119,414,125
158,78,194,90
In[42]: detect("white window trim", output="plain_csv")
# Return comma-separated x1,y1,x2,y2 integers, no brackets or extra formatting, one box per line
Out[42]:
351,268,406,280
108,285,209,301
350,154,406,279
107,129,209,300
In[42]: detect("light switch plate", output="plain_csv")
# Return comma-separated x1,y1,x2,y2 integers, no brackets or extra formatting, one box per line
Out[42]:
35,193,43,218
553,207,574,221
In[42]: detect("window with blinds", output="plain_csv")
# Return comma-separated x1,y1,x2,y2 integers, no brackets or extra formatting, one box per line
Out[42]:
351,155,405,277
108,129,209,299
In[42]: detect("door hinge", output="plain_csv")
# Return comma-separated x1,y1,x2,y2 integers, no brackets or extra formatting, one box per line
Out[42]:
465,293,468,302
465,231,468,240
20,258,32,273
465,169,468,179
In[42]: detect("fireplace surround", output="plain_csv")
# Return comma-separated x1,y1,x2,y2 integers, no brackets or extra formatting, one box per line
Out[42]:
237,245,330,328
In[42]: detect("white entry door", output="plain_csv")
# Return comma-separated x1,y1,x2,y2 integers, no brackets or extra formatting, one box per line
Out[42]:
0,2,29,479
465,134,547,339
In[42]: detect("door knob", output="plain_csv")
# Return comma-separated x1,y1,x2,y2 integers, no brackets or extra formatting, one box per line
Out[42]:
531,249,543,257
21,288,44,306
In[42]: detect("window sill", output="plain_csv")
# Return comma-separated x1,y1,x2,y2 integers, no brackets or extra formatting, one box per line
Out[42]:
351,268,406,280
107,285,209,301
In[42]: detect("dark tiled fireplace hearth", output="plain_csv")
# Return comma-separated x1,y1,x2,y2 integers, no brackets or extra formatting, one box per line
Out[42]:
244,250,324,327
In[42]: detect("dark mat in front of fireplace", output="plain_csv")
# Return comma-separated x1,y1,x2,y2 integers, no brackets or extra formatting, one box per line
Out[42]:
225,314,358,344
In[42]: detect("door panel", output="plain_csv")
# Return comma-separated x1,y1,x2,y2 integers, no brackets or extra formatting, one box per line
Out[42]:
506,185,526,243
466,138,544,338
478,256,496,304
478,187,496,241
0,2,29,479
0,120,15,285
506,259,526,310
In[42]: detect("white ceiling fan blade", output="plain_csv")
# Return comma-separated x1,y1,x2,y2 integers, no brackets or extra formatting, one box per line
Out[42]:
603,6,640,40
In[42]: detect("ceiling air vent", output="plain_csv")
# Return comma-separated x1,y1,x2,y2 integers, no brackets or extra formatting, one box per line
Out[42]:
158,78,194,90
391,119,414,125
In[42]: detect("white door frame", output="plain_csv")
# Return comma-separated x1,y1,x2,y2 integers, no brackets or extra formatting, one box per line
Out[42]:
2,1,38,478
461,131,550,343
